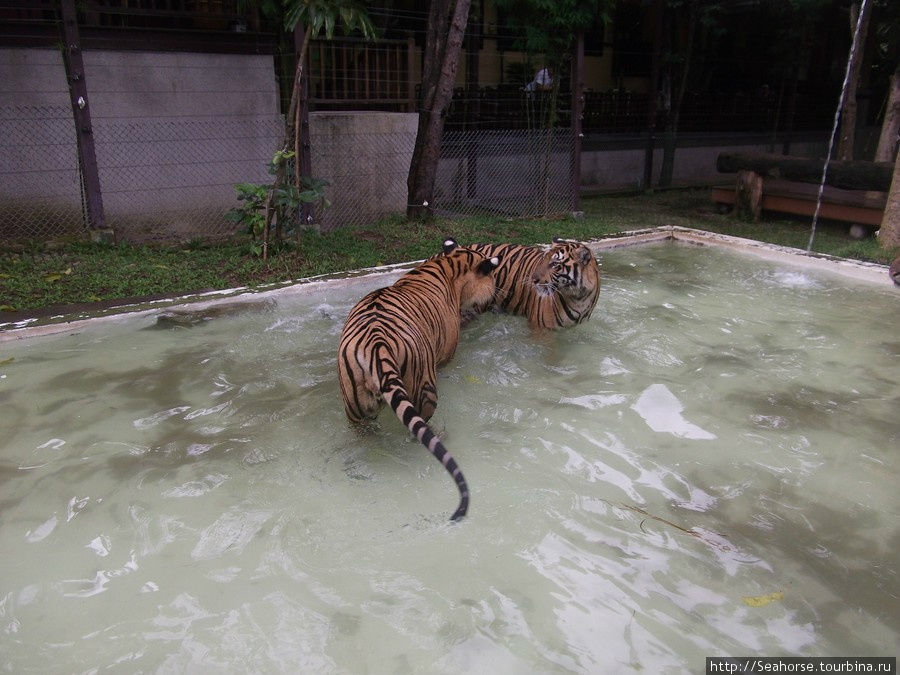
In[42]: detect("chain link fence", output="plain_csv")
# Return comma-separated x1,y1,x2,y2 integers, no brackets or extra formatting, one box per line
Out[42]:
2,103,576,243
92,114,282,243
0,109,284,244
310,124,576,231
0,105,84,241
434,129,576,219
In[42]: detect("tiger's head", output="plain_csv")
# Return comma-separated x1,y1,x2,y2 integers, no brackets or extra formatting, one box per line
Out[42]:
441,238,501,312
531,238,600,303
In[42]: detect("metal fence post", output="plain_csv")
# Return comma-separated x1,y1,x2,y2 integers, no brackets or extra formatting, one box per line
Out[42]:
59,0,111,242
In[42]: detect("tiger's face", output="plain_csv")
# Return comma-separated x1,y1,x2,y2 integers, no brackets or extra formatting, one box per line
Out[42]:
531,241,599,300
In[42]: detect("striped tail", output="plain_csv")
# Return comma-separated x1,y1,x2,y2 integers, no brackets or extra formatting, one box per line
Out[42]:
380,374,470,522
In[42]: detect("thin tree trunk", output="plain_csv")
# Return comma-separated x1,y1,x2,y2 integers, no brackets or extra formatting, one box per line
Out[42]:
294,92,301,255
262,30,311,260
877,147,900,250
782,65,799,155
836,0,872,161
407,0,471,220
874,67,900,163
658,0,696,187
642,0,664,191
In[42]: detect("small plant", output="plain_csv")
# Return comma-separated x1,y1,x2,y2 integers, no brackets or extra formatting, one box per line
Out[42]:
226,151,330,260
226,183,267,232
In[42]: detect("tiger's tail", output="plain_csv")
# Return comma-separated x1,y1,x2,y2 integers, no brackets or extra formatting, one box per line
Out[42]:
377,354,469,522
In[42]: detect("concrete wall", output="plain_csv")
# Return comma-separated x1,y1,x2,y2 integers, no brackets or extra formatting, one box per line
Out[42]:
309,111,418,231
1,48,281,241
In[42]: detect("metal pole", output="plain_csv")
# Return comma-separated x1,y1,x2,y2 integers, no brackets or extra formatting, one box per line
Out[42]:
59,0,109,240
570,30,584,212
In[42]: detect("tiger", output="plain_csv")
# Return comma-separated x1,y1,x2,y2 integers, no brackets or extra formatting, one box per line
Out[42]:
337,239,500,521
443,238,601,330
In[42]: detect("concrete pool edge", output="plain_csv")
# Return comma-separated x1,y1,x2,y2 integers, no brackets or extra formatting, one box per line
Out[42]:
1,226,894,343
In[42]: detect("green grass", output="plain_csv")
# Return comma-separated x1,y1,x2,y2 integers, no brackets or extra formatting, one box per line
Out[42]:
1,189,895,316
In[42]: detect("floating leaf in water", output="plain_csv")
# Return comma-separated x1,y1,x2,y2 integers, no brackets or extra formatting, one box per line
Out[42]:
464,374,482,385
0,305,15,312
0,357,13,366
742,591,783,607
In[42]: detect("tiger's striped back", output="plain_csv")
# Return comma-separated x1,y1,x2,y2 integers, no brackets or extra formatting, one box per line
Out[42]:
463,239,600,329
337,242,500,521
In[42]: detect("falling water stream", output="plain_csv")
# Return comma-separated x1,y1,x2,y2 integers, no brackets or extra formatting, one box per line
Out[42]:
807,0,871,252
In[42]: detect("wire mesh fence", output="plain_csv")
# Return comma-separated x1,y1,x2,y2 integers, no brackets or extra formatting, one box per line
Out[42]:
434,129,576,219
1,101,576,243
308,124,576,231
0,108,284,244
0,105,84,241
92,114,282,243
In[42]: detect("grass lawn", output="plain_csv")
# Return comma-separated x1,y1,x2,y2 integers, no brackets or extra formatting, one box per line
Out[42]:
1,188,896,317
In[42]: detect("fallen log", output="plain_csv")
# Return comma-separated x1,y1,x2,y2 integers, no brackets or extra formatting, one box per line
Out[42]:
716,152,893,192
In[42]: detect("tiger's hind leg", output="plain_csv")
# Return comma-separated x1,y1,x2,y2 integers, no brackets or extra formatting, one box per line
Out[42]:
416,381,438,422
340,374,385,424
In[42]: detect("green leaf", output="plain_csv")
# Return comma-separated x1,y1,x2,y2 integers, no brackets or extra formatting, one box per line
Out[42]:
0,305,15,312
44,273,62,283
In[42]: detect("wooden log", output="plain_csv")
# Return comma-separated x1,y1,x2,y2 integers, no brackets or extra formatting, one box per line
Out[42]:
716,152,893,192
734,170,762,221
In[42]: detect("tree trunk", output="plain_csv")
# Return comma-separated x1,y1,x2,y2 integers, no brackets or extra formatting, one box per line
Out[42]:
717,152,893,191
874,67,900,163
642,0,664,191
658,0,697,188
261,29,311,260
781,65,799,155
836,0,872,161
877,148,900,250
734,171,763,222
407,0,471,221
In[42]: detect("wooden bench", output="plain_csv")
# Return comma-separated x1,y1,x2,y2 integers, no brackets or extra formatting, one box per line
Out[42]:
712,152,890,226
711,178,886,226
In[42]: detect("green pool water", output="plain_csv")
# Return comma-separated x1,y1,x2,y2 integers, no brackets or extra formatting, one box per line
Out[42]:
0,242,897,672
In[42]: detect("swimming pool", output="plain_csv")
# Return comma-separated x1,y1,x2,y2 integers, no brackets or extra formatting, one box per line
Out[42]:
1,232,897,671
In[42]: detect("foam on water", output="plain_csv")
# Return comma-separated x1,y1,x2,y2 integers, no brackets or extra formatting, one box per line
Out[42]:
0,243,897,671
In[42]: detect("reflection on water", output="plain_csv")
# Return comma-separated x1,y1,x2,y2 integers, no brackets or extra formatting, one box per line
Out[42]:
0,244,897,672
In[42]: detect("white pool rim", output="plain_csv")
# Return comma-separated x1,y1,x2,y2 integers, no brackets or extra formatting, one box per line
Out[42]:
1,226,894,343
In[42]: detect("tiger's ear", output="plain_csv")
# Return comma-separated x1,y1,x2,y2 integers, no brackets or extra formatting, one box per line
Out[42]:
552,236,563,244
577,245,593,266
476,256,500,275
442,238,459,254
